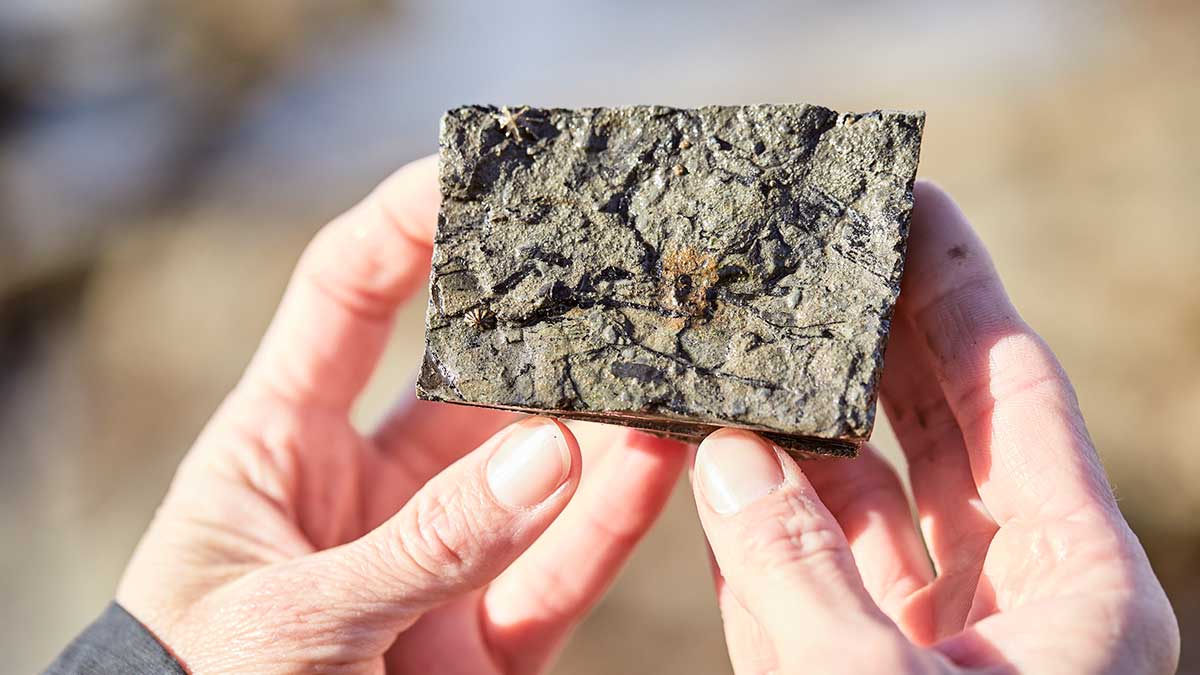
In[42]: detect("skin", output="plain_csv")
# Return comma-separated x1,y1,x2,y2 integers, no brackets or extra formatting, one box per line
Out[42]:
115,158,1179,674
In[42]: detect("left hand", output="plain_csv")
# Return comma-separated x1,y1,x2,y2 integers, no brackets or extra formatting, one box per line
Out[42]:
115,156,687,674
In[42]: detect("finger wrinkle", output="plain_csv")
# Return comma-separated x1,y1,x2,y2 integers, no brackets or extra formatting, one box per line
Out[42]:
301,211,422,320
910,286,1018,360
302,264,399,324
220,412,301,520
949,335,1084,448
392,489,473,582
739,490,856,587
977,333,1076,405
371,189,436,255
949,369,1065,441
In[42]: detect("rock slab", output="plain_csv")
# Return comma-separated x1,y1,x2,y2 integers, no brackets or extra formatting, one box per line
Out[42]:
417,104,924,457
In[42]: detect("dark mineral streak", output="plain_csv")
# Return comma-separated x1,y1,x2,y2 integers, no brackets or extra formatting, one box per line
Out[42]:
417,104,925,458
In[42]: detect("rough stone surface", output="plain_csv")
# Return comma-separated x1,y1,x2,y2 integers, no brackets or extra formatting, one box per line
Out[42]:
417,104,925,457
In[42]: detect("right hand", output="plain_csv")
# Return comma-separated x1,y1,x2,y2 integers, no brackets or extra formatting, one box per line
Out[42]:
114,157,687,674
690,182,1180,674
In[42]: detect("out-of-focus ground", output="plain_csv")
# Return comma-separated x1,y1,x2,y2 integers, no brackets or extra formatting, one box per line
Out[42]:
2,1,1198,672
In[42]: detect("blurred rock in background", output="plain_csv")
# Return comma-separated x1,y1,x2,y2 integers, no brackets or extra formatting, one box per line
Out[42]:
2,1,1198,673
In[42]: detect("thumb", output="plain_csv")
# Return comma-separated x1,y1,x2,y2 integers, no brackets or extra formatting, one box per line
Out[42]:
294,416,581,637
692,429,900,655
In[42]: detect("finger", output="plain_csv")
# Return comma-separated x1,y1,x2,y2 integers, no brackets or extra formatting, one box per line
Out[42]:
707,545,780,675
560,419,625,467
371,390,518,480
373,396,518,461
698,457,779,674
691,428,899,655
240,156,440,411
798,446,934,633
899,181,1114,525
364,419,621,552
293,417,581,640
879,317,997,641
716,578,779,674
880,318,996,570
480,425,686,675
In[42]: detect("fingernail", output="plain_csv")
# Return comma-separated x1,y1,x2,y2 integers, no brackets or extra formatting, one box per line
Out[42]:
487,418,571,508
696,430,784,515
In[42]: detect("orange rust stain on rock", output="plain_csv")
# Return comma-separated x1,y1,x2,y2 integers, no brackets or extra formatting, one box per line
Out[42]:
661,247,720,317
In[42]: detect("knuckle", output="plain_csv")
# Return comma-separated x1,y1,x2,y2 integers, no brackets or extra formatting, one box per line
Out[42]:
372,186,430,248
296,220,395,323
389,489,479,581
302,257,393,323
741,493,852,576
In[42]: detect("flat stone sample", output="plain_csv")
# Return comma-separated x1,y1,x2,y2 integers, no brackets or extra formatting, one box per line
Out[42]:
417,104,925,457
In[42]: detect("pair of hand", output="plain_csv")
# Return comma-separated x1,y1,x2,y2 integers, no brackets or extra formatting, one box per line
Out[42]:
116,156,1179,673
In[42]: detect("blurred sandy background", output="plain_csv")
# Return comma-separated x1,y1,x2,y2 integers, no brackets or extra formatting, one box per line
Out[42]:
2,1,1198,672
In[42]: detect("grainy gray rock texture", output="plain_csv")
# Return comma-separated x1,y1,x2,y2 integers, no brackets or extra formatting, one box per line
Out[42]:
417,104,924,457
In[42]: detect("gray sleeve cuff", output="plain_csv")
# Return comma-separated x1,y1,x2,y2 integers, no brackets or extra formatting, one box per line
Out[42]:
45,602,187,675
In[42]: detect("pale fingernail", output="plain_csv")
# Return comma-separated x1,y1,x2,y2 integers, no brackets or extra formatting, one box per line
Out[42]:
696,430,784,515
487,418,571,508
